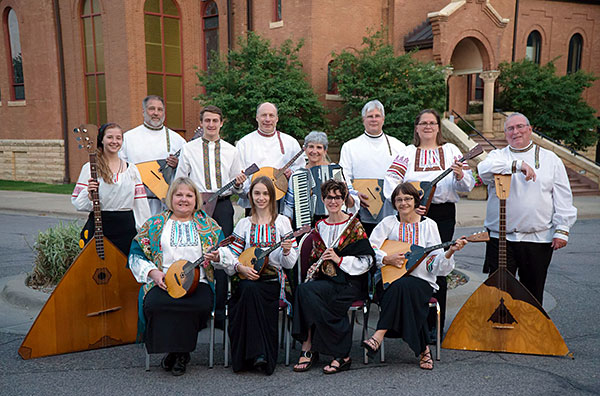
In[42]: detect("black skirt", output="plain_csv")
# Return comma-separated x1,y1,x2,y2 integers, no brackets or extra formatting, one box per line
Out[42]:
80,210,136,256
143,282,213,354
228,280,280,375
292,278,363,358
377,275,433,356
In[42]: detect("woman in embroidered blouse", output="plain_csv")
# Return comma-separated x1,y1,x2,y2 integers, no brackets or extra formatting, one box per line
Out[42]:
383,109,474,335
292,179,374,375
205,176,297,375
364,182,467,370
128,177,223,376
71,123,150,255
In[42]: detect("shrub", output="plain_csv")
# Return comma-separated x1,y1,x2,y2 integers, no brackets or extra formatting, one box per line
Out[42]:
26,222,82,287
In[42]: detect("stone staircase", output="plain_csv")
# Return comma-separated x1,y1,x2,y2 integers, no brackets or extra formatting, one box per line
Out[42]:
469,135,599,196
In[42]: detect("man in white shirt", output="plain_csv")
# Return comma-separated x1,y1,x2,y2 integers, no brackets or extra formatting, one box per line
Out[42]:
120,95,186,215
236,102,305,211
477,112,577,304
339,100,406,235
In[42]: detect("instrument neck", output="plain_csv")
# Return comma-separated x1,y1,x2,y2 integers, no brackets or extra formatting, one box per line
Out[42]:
275,149,304,178
89,153,105,259
258,229,294,259
499,198,507,269
429,155,466,186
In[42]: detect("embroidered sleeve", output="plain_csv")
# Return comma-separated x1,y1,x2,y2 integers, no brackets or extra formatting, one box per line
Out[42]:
384,155,409,199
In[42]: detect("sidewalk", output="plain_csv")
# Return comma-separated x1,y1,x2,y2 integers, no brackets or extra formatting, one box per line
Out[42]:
1,189,599,337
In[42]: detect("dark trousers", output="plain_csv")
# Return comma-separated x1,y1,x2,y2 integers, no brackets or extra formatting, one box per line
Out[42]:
210,197,234,322
426,202,456,333
484,237,553,304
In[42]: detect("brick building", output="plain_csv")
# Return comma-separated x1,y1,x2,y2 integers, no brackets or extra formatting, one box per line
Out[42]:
0,0,598,183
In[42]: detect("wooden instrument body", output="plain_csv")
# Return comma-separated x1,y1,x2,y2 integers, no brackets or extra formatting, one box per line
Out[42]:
379,240,410,288
136,159,170,200
237,246,269,279
164,259,200,298
200,164,260,217
199,192,218,217
251,166,289,200
408,181,436,212
442,174,569,356
18,238,139,359
351,178,385,219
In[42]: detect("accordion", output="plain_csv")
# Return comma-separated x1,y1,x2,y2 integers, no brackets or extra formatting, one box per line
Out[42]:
291,164,345,228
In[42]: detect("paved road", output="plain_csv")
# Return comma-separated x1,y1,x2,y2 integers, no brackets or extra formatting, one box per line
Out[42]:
0,213,599,395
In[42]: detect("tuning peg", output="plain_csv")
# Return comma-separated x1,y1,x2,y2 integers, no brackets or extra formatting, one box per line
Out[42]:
75,137,81,141
82,128,87,134
73,128,79,133
78,144,84,149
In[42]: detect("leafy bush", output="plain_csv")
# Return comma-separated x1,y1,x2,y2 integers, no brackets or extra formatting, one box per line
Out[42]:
195,32,329,143
329,30,446,144
496,59,599,150
26,222,82,287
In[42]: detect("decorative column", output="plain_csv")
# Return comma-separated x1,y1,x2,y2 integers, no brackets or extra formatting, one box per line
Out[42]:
479,70,500,134
443,67,454,116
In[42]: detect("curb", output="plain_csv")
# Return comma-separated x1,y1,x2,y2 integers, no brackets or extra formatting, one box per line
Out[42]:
0,274,49,311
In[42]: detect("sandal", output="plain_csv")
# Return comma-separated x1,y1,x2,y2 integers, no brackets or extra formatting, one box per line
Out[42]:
419,348,434,370
323,357,351,374
293,350,319,372
361,337,381,358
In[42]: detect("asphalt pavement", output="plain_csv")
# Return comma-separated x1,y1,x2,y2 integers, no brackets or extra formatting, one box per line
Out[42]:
0,190,599,395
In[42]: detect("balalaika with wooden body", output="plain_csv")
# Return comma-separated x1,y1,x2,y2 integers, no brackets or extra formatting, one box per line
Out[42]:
252,148,306,201
379,232,489,289
19,125,140,359
238,226,310,279
442,174,570,356
409,145,483,214
165,236,234,298
136,126,201,200
291,164,344,228
199,164,259,217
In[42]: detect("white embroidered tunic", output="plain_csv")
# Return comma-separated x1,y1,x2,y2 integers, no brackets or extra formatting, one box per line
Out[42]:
129,219,209,284
477,143,577,243
369,216,455,290
71,162,151,229
339,132,406,223
120,124,186,164
383,143,474,202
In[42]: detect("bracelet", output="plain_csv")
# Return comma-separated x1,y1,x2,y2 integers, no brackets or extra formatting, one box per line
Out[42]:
234,263,239,273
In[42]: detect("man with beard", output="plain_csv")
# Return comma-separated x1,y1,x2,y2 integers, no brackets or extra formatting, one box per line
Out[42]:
121,95,186,214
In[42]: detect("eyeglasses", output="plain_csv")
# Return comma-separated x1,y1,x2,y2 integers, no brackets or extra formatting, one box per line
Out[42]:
324,195,344,201
394,197,415,203
505,123,529,132
417,122,438,127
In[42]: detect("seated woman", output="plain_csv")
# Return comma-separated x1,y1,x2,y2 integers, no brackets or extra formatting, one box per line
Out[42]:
292,179,374,374
128,177,223,376
71,122,150,255
205,176,298,376
364,182,467,370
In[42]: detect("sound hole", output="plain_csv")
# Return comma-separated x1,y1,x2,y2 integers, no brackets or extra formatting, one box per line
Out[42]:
93,267,112,285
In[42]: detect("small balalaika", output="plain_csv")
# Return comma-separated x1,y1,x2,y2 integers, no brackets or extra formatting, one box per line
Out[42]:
442,174,570,356
291,164,344,228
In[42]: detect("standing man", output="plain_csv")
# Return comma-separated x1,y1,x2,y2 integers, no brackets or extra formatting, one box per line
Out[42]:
120,95,186,215
236,102,305,211
339,100,406,235
175,105,246,328
477,112,577,304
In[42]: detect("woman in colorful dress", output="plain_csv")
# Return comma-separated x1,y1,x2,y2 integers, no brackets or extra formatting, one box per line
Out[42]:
292,179,374,374
364,182,467,369
383,109,474,334
206,176,298,375
71,122,150,255
128,177,223,376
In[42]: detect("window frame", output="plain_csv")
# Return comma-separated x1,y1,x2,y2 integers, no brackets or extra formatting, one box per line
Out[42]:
202,0,219,71
80,0,106,125
3,7,25,101
525,30,542,65
567,33,583,74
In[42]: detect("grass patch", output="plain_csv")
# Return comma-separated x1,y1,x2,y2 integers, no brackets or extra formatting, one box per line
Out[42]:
0,179,75,195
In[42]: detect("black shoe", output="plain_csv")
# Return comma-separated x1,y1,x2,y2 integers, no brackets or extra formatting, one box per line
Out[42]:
160,353,177,371
253,355,267,371
172,353,190,376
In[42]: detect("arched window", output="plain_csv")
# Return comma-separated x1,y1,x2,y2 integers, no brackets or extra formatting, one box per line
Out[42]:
4,8,25,100
327,60,338,95
567,33,583,74
203,1,219,71
273,0,282,22
81,0,106,125
144,0,184,131
525,30,541,64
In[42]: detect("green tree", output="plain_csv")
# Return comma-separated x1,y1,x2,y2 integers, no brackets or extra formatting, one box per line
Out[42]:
195,32,328,143
330,30,446,144
496,59,599,150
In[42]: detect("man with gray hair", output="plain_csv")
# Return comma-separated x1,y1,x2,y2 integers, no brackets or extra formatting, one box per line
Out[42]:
236,102,305,210
477,112,577,304
120,95,186,215
339,100,406,234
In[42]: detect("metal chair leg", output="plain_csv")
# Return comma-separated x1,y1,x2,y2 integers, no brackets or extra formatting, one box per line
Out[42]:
380,338,385,363
363,303,369,364
145,345,150,371
284,314,290,366
209,309,215,368
436,301,441,361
